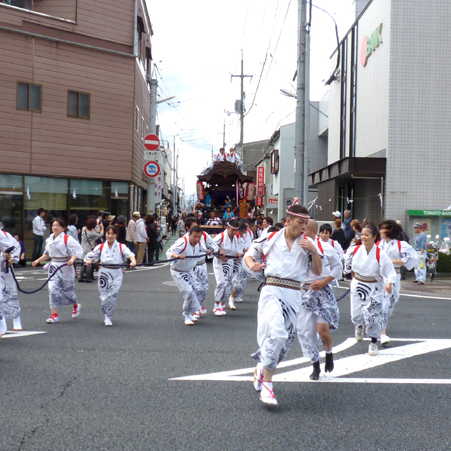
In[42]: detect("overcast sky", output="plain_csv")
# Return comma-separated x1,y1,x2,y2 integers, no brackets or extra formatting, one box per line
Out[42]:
146,0,357,198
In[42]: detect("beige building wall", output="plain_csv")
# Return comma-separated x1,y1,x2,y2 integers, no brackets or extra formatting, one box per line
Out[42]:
0,0,152,189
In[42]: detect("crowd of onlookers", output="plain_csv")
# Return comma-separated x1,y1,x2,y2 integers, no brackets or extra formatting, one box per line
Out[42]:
28,209,166,281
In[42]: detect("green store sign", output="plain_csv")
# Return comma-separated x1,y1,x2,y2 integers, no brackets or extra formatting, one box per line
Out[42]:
407,210,451,217
361,23,382,67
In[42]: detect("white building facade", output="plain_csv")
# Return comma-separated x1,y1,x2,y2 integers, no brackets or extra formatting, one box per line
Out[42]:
310,0,451,236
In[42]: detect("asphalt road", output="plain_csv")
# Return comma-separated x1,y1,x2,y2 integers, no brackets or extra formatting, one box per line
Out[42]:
2,263,451,451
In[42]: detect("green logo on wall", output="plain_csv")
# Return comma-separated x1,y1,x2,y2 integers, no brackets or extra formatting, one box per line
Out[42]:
361,23,383,67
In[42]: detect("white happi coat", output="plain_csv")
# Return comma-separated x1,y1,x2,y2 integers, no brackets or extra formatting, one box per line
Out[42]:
232,229,253,297
45,233,83,309
297,237,343,363
0,231,21,320
328,238,344,262
167,235,203,315
0,231,20,324
213,230,239,302
250,228,311,370
193,231,218,302
345,244,397,339
377,239,417,329
85,241,134,317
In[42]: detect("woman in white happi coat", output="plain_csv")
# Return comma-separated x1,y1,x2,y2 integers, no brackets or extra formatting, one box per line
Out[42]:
0,231,22,331
244,205,322,406
193,229,218,315
0,231,15,337
85,225,136,326
319,223,344,287
167,226,206,326
212,219,241,317
182,217,219,316
229,221,252,310
377,220,417,346
297,221,343,380
32,218,83,324
344,223,397,356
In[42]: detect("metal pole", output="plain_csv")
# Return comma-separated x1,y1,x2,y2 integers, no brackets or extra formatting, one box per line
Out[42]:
303,31,310,207
172,138,176,214
147,79,158,215
240,51,244,159
294,0,306,203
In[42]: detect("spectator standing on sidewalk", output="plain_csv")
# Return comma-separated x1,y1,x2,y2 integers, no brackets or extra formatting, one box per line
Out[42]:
343,210,353,241
413,222,427,285
136,213,148,265
146,215,158,264
126,212,140,255
396,220,409,280
114,216,127,244
331,218,348,250
32,208,47,262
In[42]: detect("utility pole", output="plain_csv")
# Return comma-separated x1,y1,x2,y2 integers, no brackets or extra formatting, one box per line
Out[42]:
303,28,310,207
172,138,176,214
231,50,252,159
294,0,307,204
147,78,158,215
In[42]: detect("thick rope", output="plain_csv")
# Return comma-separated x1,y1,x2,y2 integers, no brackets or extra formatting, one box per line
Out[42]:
4,252,240,295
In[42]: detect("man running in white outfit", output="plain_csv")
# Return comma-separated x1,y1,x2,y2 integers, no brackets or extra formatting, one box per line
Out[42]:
244,204,322,406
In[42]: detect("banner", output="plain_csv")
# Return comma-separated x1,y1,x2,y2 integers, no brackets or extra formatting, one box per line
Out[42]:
196,181,205,202
257,166,265,196
256,196,264,207
245,182,256,201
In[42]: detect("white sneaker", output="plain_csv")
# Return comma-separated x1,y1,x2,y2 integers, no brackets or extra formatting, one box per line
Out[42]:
260,383,278,406
381,334,390,347
228,298,236,310
355,325,364,342
253,363,264,391
192,311,200,321
0,317,6,335
13,316,22,331
104,316,113,327
368,343,378,356
46,315,59,324
220,308,227,316
184,315,195,326
200,307,207,316
72,304,81,318
235,297,243,303
213,308,223,317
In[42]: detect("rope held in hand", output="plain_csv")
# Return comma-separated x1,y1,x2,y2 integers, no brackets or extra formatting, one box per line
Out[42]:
3,252,239,295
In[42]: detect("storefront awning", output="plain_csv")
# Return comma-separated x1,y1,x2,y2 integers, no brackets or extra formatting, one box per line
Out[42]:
309,157,386,188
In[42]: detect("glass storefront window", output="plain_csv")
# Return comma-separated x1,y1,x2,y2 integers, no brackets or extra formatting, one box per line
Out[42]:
111,182,129,219
70,179,109,226
24,176,69,258
0,174,24,237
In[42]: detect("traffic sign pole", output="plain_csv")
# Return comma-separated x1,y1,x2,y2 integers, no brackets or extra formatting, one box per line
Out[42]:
147,81,158,216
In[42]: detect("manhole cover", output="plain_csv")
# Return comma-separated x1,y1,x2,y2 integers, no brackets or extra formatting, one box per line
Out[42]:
162,281,177,287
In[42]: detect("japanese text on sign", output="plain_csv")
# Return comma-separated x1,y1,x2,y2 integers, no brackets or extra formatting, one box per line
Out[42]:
257,166,265,196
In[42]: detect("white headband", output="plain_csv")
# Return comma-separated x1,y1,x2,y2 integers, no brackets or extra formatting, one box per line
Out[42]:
227,223,239,230
286,210,310,219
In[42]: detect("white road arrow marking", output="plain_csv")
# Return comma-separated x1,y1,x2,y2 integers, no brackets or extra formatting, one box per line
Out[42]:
2,331,47,339
170,338,451,384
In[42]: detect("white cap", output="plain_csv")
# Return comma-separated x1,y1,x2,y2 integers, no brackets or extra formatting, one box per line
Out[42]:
332,211,341,218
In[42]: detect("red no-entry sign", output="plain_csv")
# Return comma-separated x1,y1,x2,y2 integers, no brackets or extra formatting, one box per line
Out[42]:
144,134,160,151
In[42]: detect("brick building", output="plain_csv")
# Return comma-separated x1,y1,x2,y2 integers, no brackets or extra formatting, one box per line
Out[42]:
0,0,153,253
